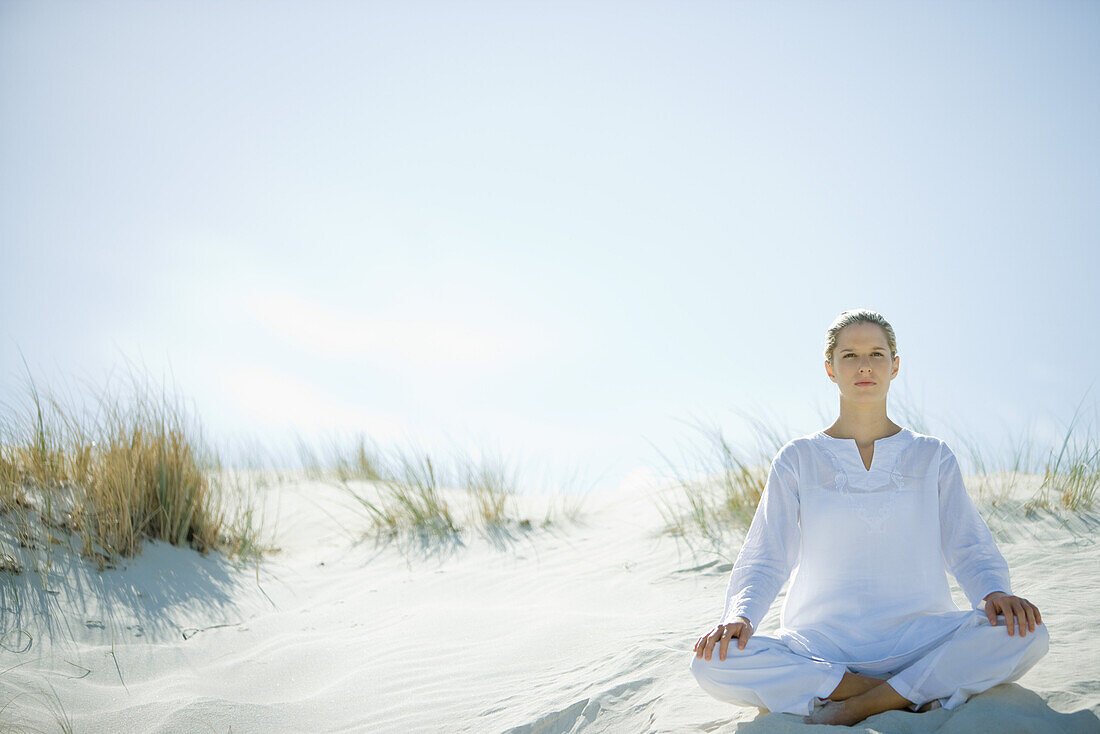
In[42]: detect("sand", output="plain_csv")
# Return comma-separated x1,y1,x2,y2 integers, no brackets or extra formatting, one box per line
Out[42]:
1,473,1098,733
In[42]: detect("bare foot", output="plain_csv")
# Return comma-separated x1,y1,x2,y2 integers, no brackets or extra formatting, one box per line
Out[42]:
803,681,914,726
803,699,861,726
828,672,887,701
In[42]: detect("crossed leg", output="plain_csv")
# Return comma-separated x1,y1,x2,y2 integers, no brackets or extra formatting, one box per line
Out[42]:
805,612,1049,725
806,680,914,725
826,671,887,701
691,613,1049,724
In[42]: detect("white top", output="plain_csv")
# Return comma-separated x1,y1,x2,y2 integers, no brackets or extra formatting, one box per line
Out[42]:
720,427,1012,666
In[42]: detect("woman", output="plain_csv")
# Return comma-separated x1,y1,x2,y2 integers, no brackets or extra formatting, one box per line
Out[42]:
688,309,1048,726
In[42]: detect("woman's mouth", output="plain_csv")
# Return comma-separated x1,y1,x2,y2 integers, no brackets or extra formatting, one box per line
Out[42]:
855,381,875,386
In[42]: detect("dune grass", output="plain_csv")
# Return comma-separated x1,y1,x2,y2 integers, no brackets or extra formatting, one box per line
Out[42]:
459,451,524,529
1022,400,1100,514
338,446,520,538
952,398,1099,516
954,429,1043,508
0,362,589,559
295,431,385,484
652,414,785,546
302,436,584,540
0,364,266,574
361,448,460,537
0,675,75,734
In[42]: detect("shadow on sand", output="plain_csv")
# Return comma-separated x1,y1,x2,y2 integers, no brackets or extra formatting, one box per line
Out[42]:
0,534,255,653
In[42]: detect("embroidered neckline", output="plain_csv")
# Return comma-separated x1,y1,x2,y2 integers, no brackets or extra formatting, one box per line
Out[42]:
813,432,913,534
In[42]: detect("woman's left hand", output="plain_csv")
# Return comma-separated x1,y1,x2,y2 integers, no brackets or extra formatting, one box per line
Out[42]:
983,591,1042,637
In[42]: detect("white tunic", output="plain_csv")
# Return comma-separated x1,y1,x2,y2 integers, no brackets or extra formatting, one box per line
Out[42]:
720,428,1012,669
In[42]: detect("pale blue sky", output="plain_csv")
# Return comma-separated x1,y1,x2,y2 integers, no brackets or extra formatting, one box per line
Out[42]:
2,1,1098,491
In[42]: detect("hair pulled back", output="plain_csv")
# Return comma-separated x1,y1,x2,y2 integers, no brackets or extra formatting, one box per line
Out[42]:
824,309,898,364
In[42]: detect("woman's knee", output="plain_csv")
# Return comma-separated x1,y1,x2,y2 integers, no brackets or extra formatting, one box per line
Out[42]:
1002,621,1050,682
688,650,728,692
688,651,709,680
689,635,779,669
987,618,1050,651
689,648,738,675
1023,621,1050,659
688,643,760,678
978,610,1049,642
688,650,771,708
976,618,1050,673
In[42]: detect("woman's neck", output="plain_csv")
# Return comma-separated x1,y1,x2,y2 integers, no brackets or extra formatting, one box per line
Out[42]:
823,411,903,444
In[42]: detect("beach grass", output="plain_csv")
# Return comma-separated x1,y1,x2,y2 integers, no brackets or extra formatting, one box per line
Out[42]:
1022,399,1100,514
295,431,386,484
955,429,1043,508
954,399,1099,517
652,414,783,546
373,448,459,537
312,438,586,541
0,676,74,734
337,446,514,538
457,452,519,528
0,364,266,573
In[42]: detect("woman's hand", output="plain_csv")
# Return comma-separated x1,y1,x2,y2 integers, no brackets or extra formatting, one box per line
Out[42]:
984,591,1043,637
693,617,754,661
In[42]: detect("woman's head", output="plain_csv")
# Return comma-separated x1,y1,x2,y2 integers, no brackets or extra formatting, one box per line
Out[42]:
823,309,897,366
823,309,900,399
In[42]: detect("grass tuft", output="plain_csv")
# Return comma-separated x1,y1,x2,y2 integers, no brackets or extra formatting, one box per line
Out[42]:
380,449,459,536
328,441,581,542
0,362,266,571
955,428,1043,508
1023,398,1100,514
335,444,457,538
458,452,518,528
652,414,783,546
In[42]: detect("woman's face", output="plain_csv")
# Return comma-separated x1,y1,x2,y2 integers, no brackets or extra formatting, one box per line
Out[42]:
825,322,899,401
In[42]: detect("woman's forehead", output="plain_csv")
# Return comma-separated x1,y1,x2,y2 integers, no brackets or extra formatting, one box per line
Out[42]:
836,324,889,349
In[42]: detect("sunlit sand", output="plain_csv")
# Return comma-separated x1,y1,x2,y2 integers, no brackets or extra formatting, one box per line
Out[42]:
1,464,1097,732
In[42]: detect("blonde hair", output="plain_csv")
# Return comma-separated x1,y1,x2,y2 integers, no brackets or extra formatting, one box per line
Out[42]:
824,309,898,364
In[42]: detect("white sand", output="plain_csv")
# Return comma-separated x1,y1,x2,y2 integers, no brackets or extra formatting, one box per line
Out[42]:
2,473,1098,733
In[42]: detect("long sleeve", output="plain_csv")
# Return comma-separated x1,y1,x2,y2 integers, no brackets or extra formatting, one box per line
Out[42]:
719,453,801,629
938,443,1012,608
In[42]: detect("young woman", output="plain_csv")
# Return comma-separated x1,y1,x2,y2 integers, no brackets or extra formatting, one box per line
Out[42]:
689,309,1048,726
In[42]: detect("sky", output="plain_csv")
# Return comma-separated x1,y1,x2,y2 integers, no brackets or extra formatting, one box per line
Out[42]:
2,0,1098,493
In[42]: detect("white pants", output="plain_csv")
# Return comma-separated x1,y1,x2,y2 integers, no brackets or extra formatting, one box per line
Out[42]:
689,610,1050,717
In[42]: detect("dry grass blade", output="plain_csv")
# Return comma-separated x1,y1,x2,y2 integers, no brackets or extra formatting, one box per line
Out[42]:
459,453,517,529
333,433,385,483
1024,395,1100,514
0,360,266,571
652,415,778,545
334,441,558,542
955,427,1043,508
383,450,458,536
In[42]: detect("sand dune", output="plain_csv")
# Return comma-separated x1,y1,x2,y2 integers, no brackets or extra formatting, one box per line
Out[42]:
1,475,1098,732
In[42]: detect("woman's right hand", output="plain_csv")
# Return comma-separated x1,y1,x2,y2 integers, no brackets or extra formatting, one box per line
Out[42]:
693,617,754,661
